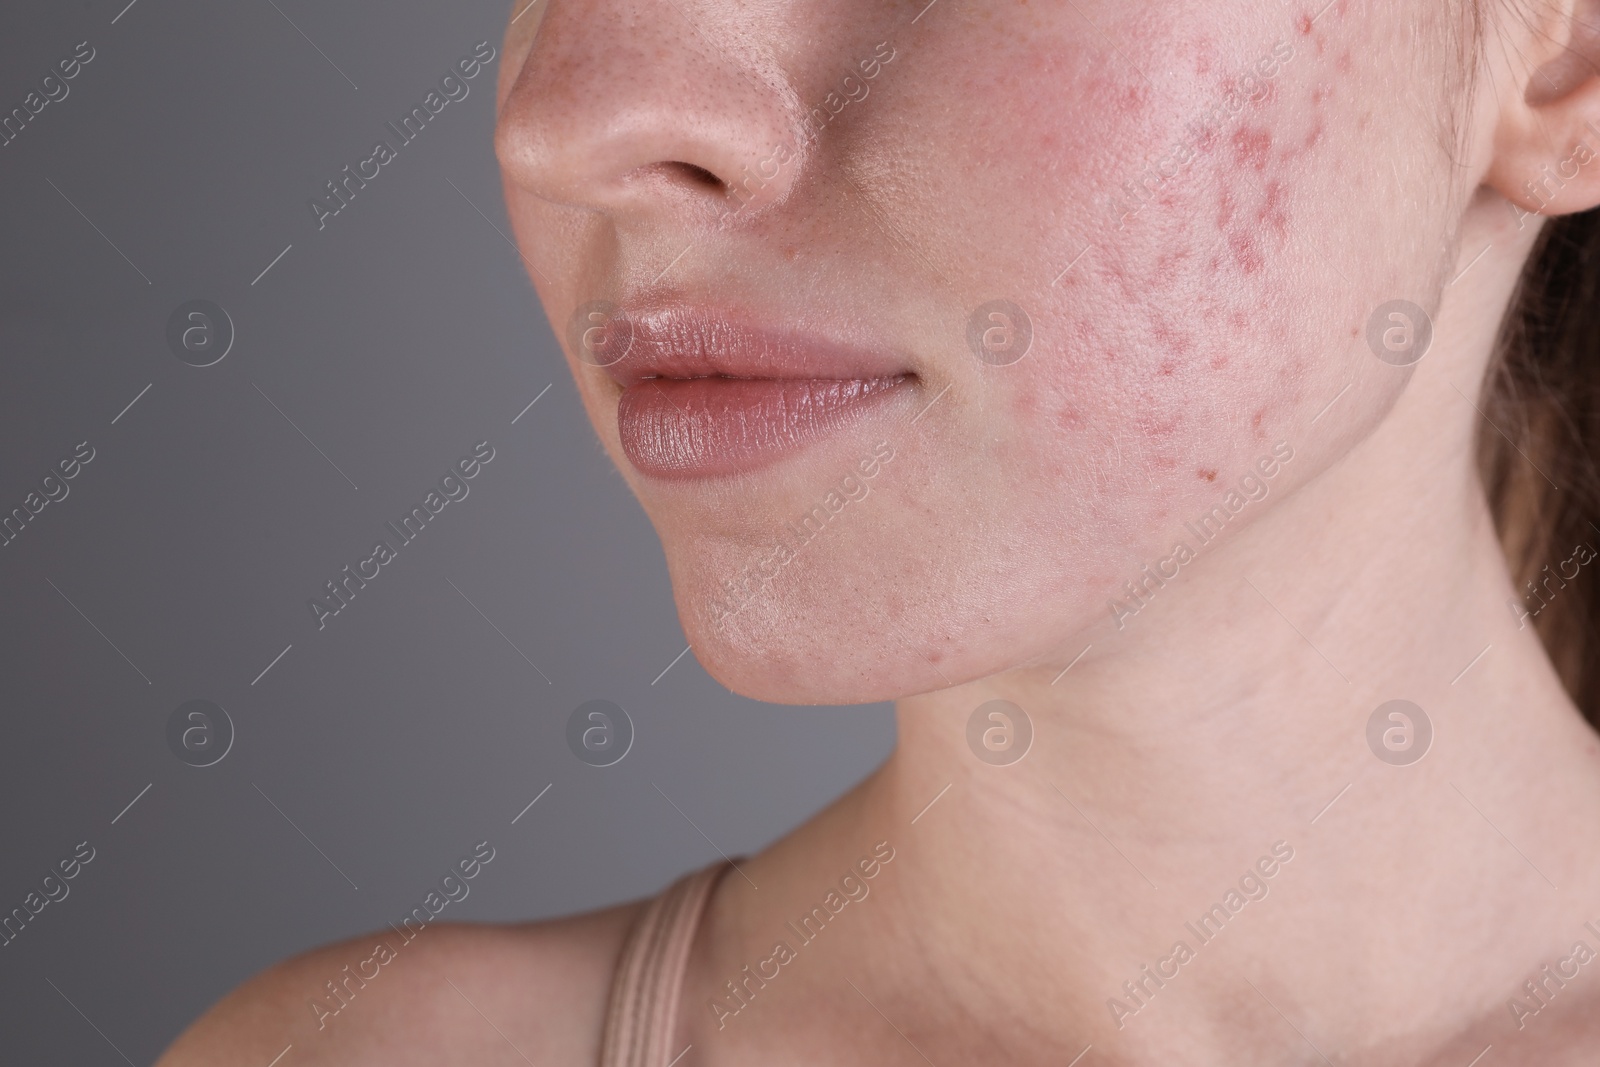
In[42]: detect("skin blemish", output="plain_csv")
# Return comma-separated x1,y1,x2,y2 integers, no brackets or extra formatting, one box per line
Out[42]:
1257,181,1289,234
1217,189,1236,228
1228,230,1264,274
1153,321,1194,355
1199,469,1218,482
1209,353,1229,370
1298,13,1313,35
1232,127,1272,171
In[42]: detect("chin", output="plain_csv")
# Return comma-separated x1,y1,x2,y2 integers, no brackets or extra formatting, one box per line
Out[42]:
663,536,1071,707
676,587,923,706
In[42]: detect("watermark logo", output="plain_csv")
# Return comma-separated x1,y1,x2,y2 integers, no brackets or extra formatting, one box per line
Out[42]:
966,699,1033,766
967,300,1033,366
165,300,234,367
1365,699,1431,766
567,699,634,767
1365,300,1432,367
568,301,634,367
166,699,234,767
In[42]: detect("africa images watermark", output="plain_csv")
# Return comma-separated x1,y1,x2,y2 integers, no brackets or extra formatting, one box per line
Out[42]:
1100,36,1297,233
1108,441,1295,630
1508,535,1598,631
1107,840,1296,1030
1506,117,1600,230
1506,918,1600,1031
308,839,497,1030
706,840,896,1030
0,39,96,150
0,440,96,550
1,840,96,949
308,440,496,630
309,41,498,231
715,41,898,228
706,440,896,630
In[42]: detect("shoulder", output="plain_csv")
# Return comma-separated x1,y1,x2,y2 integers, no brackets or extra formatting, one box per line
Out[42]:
155,902,643,1067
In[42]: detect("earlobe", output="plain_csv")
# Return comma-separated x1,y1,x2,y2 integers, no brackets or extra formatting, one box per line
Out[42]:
1484,1,1600,218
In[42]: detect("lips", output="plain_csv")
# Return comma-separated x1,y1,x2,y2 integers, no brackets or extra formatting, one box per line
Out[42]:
592,304,913,479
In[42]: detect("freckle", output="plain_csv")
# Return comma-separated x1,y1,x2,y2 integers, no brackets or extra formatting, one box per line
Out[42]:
1199,469,1218,482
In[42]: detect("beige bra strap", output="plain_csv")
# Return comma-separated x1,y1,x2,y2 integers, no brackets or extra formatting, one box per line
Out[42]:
598,860,732,1067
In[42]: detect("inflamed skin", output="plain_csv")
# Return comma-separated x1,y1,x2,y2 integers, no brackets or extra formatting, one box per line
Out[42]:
158,2,1600,1065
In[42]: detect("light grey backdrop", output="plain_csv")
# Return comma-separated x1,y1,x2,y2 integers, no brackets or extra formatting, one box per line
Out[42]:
0,1,894,1061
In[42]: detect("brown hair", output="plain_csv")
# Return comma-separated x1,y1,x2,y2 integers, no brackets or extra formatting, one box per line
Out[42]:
1481,206,1600,726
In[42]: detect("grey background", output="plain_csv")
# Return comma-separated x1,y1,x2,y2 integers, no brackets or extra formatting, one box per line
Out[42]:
0,1,894,1061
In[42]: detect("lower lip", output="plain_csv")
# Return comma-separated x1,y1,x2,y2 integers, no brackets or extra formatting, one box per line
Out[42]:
616,376,910,479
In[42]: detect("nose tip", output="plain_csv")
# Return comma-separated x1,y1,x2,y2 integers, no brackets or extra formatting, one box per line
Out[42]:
496,4,803,226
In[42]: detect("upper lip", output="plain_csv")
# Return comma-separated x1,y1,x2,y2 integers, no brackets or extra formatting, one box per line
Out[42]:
597,303,912,388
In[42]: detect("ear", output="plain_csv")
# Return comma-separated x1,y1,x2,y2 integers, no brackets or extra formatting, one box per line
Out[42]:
1484,0,1600,219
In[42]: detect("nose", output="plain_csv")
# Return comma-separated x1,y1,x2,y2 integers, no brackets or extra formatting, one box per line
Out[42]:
496,1,804,225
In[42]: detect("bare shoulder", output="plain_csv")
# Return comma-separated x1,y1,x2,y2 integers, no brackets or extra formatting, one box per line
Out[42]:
156,902,643,1067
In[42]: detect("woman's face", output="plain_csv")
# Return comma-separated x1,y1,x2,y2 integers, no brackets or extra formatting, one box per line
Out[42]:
496,1,1477,704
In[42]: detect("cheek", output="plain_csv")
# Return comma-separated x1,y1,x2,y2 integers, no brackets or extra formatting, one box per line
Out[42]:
886,3,1450,605
941,7,1415,473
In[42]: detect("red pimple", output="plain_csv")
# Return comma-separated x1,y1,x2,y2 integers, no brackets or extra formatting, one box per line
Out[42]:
1298,13,1313,35
1232,127,1272,171
1199,469,1218,482
1228,231,1264,274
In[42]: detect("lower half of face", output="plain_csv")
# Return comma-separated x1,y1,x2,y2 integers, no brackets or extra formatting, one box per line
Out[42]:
501,0,1473,704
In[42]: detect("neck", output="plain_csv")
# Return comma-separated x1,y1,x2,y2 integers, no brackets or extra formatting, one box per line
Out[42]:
689,197,1600,1063
852,204,1600,1061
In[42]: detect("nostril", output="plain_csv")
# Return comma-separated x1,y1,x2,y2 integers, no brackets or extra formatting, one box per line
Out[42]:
670,162,725,190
